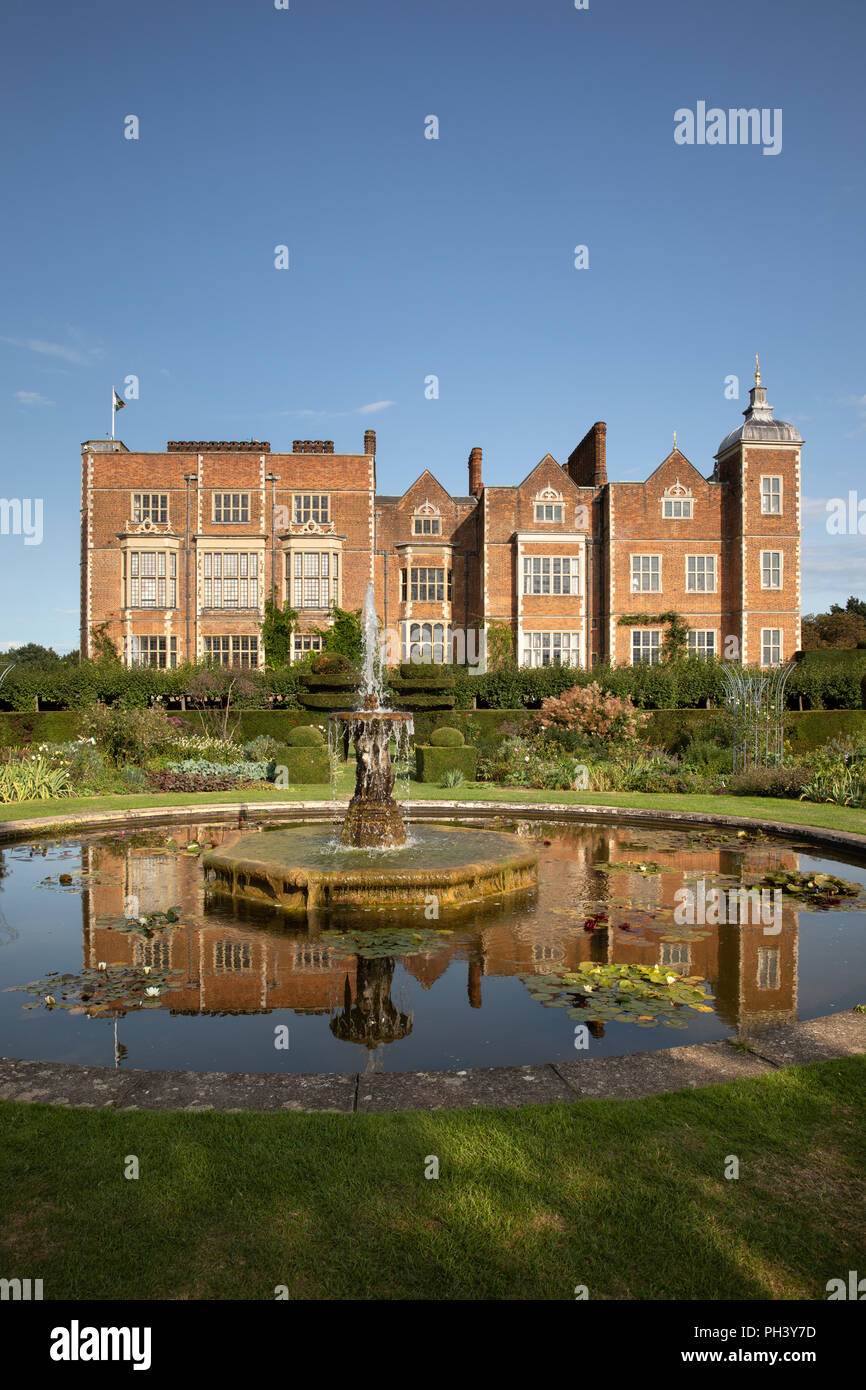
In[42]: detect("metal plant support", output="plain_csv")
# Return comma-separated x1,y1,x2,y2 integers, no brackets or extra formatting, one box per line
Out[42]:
721,663,794,772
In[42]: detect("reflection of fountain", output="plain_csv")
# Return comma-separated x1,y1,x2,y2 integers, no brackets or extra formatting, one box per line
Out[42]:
330,956,413,1047
202,586,538,913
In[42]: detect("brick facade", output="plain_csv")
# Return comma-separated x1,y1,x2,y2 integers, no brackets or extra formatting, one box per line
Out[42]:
80,371,802,670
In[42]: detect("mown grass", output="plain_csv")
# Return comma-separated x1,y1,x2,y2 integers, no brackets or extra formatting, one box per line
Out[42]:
1,779,865,840
1,1058,864,1300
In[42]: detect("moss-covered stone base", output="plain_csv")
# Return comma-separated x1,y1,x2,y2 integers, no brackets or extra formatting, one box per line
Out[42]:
202,823,538,914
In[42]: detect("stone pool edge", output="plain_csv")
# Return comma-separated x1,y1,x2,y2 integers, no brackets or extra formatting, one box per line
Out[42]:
2,797,866,858
1,1011,864,1113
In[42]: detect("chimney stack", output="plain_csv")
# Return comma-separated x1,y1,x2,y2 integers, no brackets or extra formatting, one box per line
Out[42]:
468,446,483,498
565,422,607,487
364,429,376,455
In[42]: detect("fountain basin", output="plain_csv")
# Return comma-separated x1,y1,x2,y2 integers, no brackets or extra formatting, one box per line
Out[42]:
202,823,538,914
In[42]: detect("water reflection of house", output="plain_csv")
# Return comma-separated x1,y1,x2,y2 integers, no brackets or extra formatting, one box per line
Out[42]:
79,822,802,1031
82,831,359,1016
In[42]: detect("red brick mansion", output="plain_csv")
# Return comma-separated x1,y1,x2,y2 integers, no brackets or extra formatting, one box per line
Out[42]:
80,367,802,671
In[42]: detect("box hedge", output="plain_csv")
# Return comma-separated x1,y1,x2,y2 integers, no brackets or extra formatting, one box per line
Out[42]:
286,725,325,747
415,745,477,783
271,746,330,784
429,726,465,747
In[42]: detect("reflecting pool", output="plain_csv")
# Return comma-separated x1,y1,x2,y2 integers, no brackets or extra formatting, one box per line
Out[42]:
1,817,864,1073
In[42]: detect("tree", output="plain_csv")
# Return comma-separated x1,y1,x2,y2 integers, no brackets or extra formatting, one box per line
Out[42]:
829,595,866,622
260,594,298,668
186,665,257,742
801,608,866,649
4,642,60,665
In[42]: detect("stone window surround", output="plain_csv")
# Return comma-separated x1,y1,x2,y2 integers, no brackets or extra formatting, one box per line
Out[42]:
760,474,784,514
195,534,266,612
280,533,344,611
118,533,182,612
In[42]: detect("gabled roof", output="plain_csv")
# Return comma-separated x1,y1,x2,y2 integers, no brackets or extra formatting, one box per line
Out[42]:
376,467,477,508
516,454,582,496
641,447,708,487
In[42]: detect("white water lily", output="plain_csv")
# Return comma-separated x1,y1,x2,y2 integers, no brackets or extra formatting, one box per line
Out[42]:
145,986,160,997
142,966,151,975
138,916,148,925
97,961,107,970
666,975,676,984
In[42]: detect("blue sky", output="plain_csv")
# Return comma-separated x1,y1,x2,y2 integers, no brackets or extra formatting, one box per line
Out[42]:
1,0,864,651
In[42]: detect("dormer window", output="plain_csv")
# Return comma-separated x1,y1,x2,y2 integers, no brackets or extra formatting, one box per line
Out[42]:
534,487,564,523
662,480,693,519
412,501,441,535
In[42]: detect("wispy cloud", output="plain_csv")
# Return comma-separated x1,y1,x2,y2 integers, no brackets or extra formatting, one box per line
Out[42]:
14,390,54,406
802,540,866,609
840,393,866,438
53,607,78,615
226,400,397,422
804,541,866,580
1,335,103,367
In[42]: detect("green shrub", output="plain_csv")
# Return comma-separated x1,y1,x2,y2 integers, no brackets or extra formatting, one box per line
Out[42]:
415,745,477,784
728,765,812,798
82,704,178,765
285,725,325,747
0,755,70,802
242,734,280,761
120,764,149,792
166,758,270,781
389,663,456,712
679,737,732,775
67,742,116,793
429,726,464,747
440,768,466,788
270,746,330,784
297,690,356,711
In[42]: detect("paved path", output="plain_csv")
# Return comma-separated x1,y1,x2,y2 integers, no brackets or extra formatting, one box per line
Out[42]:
2,1011,863,1114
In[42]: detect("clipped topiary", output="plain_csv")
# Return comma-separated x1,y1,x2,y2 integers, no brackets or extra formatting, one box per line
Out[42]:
286,725,325,746
389,662,456,712
298,652,359,712
429,726,464,747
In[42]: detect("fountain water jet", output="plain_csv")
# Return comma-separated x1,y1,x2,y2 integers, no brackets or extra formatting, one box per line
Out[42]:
328,586,414,848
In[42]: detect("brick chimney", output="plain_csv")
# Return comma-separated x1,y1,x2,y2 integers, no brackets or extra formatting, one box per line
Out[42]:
364,429,376,455
565,422,607,487
468,446,483,498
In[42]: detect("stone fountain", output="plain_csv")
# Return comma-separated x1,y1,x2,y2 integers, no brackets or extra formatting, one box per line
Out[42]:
202,586,537,914
332,586,413,849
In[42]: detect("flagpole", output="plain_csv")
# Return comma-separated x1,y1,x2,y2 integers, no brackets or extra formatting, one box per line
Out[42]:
111,385,115,440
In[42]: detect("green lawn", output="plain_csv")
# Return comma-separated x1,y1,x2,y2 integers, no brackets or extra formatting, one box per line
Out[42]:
2,1058,864,1300
1,776,865,839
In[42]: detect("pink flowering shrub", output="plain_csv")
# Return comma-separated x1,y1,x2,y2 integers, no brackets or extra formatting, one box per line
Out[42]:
536,682,647,746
